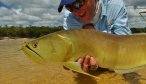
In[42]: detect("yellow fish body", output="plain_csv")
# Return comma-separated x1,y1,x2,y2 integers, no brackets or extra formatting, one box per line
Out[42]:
22,29,146,78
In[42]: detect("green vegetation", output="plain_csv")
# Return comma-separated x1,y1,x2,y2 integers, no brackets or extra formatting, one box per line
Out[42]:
131,27,146,33
0,26,146,38
0,26,64,38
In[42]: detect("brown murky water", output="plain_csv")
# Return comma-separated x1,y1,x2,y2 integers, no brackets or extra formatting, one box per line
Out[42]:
0,38,146,84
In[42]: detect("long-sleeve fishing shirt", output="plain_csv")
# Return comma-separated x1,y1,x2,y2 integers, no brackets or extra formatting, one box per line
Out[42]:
63,0,132,35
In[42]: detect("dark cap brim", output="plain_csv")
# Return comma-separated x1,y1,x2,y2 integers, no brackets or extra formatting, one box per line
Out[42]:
58,5,63,13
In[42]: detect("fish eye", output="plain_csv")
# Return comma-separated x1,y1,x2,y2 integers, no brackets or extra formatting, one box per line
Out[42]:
32,42,38,48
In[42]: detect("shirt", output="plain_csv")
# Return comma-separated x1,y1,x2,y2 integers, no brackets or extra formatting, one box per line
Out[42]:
90,0,101,23
63,0,132,35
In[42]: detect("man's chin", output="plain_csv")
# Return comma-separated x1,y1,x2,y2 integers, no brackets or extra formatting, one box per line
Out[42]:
81,16,93,23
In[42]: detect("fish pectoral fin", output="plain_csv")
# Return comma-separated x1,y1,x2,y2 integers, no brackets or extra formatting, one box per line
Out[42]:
63,62,101,79
114,68,138,74
114,66,145,74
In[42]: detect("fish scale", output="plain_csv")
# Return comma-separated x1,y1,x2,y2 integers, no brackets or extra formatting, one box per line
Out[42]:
22,29,146,78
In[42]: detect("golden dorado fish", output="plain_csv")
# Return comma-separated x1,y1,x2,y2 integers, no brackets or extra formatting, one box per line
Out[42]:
22,29,146,79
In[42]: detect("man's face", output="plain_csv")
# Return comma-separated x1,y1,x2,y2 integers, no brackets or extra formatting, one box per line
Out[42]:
65,0,96,23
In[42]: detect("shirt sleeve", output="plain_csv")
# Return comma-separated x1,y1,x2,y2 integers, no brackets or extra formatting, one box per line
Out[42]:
63,9,83,30
107,0,132,35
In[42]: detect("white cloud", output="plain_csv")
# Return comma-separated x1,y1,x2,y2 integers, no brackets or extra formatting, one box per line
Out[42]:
0,0,63,26
124,0,146,6
0,0,146,27
125,0,146,28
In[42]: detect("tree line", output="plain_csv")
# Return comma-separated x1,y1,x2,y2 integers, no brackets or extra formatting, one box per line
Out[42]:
131,27,146,33
0,26,146,38
0,26,64,38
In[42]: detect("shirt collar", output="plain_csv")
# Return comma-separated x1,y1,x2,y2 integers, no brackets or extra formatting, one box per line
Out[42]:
90,0,106,23
100,0,107,19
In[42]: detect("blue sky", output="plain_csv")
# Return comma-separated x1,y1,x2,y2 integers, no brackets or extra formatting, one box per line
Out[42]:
0,0,146,28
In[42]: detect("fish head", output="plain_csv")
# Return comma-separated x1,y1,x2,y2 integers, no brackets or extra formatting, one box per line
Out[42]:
22,34,71,64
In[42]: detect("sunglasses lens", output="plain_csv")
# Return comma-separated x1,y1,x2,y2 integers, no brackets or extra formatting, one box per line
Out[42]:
65,0,84,11
74,3,80,9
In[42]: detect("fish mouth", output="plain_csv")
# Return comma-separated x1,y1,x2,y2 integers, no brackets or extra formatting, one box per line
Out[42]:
22,42,45,63
26,45,43,59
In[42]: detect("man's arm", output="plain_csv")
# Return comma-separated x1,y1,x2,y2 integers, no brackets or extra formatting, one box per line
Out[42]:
111,6,132,35
107,0,132,35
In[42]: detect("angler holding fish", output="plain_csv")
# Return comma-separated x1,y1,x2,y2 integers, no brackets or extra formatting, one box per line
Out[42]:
22,0,135,79
58,0,131,72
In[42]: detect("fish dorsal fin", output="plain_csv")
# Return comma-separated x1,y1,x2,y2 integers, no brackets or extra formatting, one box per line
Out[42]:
115,69,136,74
63,62,101,80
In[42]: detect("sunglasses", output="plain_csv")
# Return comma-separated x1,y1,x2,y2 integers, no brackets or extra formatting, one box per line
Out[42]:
65,0,84,12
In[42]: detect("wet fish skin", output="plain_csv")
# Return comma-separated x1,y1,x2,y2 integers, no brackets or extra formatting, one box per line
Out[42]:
22,29,146,78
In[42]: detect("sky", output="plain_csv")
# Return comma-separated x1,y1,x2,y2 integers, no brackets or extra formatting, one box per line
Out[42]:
0,0,146,28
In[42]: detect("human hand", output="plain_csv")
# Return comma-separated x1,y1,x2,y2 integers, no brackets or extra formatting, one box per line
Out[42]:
63,55,98,75
77,55,98,72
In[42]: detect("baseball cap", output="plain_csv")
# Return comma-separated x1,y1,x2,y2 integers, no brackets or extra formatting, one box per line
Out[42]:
58,0,76,12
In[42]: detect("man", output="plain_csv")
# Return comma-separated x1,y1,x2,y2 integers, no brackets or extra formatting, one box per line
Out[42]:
58,0,132,72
